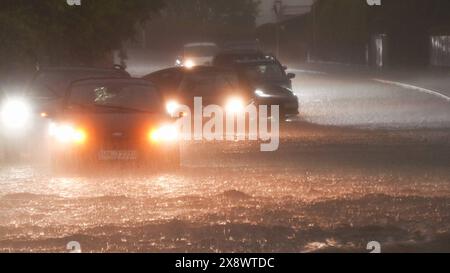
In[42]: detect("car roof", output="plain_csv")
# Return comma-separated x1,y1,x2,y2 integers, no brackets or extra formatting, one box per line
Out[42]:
145,66,235,77
184,42,218,48
38,66,127,73
34,67,130,81
69,77,152,87
36,67,130,77
215,49,265,56
28,67,131,94
181,65,234,73
234,58,278,65
213,51,276,66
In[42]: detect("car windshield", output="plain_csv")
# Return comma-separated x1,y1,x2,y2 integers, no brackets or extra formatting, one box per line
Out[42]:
68,82,162,113
240,62,286,82
180,71,240,95
184,45,218,57
31,70,126,98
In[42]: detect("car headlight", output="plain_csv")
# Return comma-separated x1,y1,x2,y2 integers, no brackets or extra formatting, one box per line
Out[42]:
149,124,179,143
225,97,245,113
254,89,271,98
0,98,32,130
165,100,180,116
184,59,195,69
49,123,86,144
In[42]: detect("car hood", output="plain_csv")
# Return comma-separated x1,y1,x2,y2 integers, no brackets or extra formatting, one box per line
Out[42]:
177,89,252,106
249,78,292,90
253,83,295,98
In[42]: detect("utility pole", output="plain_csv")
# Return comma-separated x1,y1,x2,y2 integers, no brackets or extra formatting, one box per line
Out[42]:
311,0,317,62
142,27,147,49
273,0,283,58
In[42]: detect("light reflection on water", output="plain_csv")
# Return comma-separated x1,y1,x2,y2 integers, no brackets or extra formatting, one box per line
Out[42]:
1,123,449,252
0,162,449,252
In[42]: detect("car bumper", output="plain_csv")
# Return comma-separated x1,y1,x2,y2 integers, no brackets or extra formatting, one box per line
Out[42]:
51,141,179,162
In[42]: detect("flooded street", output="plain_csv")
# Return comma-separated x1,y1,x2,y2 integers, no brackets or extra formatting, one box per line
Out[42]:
1,65,449,253
1,123,449,253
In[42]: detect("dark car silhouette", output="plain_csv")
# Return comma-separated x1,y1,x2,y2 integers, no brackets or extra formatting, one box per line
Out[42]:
143,66,253,116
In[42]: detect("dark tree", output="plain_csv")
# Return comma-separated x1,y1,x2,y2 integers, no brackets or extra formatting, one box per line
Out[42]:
0,0,164,75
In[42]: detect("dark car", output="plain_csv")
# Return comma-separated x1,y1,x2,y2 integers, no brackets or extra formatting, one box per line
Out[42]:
0,66,130,162
48,78,180,171
213,55,298,118
235,58,295,88
142,66,253,116
214,52,293,88
28,66,130,115
235,59,298,118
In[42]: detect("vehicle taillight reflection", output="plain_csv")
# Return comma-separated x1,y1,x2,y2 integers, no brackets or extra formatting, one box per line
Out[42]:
225,96,245,113
149,124,179,143
49,123,87,144
165,100,180,116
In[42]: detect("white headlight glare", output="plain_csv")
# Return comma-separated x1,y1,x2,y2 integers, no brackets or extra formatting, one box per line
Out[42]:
165,100,180,116
225,97,245,113
184,59,195,69
255,89,271,98
49,122,86,144
149,124,179,143
0,98,32,130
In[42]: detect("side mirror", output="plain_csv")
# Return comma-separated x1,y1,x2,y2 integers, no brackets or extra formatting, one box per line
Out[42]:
287,73,296,79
